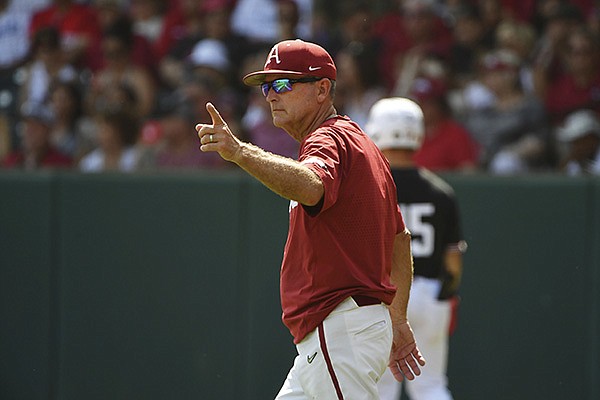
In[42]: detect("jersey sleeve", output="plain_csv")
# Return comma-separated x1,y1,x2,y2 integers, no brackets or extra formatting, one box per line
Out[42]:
298,130,345,213
444,196,467,253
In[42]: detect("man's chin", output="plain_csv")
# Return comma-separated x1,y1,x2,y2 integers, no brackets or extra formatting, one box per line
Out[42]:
271,114,285,128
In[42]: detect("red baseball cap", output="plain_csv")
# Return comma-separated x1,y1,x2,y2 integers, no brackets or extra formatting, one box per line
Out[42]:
410,77,447,102
243,39,337,86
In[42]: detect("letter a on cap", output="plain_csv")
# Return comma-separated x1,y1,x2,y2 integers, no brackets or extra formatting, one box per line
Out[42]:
265,44,281,68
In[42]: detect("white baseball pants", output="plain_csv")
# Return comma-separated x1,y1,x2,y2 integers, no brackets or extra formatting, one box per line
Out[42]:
275,297,393,399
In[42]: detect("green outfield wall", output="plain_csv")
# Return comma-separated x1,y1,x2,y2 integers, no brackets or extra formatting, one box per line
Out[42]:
1,171,598,400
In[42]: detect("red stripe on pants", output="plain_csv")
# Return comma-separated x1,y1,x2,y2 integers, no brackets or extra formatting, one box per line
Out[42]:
318,323,344,399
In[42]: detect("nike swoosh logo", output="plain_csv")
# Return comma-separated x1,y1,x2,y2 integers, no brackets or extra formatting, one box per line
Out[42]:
307,352,317,364
308,66,321,71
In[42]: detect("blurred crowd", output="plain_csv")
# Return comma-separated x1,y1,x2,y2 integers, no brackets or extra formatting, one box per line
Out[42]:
1,0,599,175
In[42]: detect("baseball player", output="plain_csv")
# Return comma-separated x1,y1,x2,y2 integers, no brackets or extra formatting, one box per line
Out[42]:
195,39,425,399
365,98,467,400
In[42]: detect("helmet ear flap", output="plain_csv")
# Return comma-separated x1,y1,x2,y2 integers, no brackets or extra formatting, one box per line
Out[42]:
365,98,425,150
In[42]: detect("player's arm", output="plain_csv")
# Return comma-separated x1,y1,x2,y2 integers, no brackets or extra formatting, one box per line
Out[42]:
438,249,463,299
387,228,426,382
438,238,467,300
231,141,324,206
196,103,324,206
389,228,413,325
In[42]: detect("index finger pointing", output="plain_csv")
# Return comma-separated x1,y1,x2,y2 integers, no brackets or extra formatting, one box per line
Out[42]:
206,102,226,126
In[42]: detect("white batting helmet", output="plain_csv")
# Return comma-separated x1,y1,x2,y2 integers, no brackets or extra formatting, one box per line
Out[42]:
365,97,424,150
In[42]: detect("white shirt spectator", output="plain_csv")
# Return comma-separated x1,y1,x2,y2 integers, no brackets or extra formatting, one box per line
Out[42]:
79,147,140,172
25,60,77,104
0,5,31,68
7,0,49,14
230,0,312,42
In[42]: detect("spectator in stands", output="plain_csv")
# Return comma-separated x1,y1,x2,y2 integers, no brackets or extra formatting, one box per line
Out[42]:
530,2,583,99
154,0,205,62
556,109,600,175
29,0,102,69
325,1,376,57
200,1,251,90
1,102,72,169
156,0,208,90
277,0,301,41
79,106,144,172
94,0,157,73
8,0,51,14
333,41,386,129
0,0,34,157
409,77,479,172
478,0,508,47
143,91,229,170
88,16,156,118
185,37,243,132
0,0,32,70
447,3,491,90
129,0,165,46
464,49,550,174
89,80,137,119
586,3,600,37
47,80,95,161
158,1,250,92
544,26,600,125
373,0,452,92
230,0,312,44
493,0,537,23
495,19,537,94
20,27,77,108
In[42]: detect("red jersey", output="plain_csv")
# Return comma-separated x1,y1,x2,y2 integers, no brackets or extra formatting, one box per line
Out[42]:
2,148,72,169
414,119,479,171
280,115,404,343
545,72,600,123
29,3,101,68
29,4,100,41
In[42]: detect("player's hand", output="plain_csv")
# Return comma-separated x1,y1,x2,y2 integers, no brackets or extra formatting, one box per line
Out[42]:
195,102,241,162
388,320,426,382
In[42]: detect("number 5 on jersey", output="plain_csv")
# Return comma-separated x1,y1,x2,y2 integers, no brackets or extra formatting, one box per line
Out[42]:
400,203,435,258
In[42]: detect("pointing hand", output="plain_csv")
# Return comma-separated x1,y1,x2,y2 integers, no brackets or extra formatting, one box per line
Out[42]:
195,102,241,162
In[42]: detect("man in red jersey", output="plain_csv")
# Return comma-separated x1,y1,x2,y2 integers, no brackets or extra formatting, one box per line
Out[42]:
410,77,479,172
29,0,101,69
196,39,425,399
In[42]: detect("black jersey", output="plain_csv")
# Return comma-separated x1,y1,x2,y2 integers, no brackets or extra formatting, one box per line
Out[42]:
392,167,464,279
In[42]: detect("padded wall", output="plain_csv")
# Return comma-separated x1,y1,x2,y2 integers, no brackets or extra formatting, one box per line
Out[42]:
1,171,598,399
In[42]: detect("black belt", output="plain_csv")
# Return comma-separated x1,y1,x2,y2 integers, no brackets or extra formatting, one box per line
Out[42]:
352,295,381,307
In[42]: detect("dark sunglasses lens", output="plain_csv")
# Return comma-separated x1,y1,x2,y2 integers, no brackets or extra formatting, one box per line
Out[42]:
260,79,298,97
272,79,292,94
261,83,270,97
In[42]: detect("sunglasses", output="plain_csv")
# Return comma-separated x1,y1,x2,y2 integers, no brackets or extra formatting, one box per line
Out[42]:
261,77,322,97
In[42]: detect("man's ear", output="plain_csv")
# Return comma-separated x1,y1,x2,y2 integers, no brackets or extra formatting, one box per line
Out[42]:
316,79,332,103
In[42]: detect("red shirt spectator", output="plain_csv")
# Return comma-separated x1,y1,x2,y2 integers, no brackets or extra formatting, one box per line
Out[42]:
29,0,101,68
544,27,600,123
154,0,202,60
545,73,600,122
410,77,479,171
413,119,479,171
94,0,158,72
372,0,452,91
2,148,72,169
